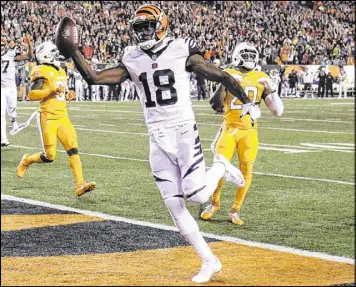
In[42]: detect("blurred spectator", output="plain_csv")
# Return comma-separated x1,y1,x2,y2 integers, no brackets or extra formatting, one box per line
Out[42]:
317,69,327,98
325,72,334,97
1,1,354,66
288,70,299,98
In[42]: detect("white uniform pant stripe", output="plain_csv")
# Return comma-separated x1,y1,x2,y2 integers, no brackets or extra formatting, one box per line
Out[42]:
36,113,46,155
210,122,224,154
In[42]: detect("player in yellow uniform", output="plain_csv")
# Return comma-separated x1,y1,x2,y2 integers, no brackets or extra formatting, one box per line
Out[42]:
16,42,96,197
201,42,284,225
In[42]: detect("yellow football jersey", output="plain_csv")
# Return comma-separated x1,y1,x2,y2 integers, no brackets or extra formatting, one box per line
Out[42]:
30,65,68,119
223,68,270,130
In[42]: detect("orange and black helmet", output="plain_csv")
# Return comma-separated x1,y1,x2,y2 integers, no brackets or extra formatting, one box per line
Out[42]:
131,4,168,50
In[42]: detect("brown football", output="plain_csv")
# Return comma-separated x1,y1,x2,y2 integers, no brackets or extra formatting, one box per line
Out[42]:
55,17,80,59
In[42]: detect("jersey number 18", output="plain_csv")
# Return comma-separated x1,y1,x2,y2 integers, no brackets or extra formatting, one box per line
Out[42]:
139,69,178,108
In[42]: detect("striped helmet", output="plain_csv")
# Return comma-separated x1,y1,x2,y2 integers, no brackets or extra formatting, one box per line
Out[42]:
131,4,168,50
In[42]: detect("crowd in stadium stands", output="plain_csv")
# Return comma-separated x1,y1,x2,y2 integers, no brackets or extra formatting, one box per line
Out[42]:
1,1,355,66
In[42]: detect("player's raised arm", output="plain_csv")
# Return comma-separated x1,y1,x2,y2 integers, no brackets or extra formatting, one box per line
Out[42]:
186,54,251,105
55,17,130,85
71,50,130,85
14,34,34,62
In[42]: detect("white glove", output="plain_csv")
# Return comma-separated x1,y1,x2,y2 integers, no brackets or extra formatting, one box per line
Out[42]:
240,103,261,126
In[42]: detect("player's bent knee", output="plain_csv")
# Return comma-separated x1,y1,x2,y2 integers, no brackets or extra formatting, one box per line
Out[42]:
164,197,199,235
164,197,186,217
186,186,210,204
240,161,253,179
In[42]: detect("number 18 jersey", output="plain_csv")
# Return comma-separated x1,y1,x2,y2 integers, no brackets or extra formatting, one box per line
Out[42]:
122,37,200,132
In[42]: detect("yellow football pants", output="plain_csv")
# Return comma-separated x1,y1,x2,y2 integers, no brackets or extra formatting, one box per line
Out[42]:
212,124,258,212
37,113,78,161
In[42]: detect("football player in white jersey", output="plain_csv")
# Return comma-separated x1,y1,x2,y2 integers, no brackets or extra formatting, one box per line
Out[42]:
73,68,84,101
56,5,260,283
119,79,131,101
1,35,33,146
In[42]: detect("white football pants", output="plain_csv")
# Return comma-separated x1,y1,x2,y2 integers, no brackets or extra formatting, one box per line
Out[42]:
75,82,83,101
1,85,17,143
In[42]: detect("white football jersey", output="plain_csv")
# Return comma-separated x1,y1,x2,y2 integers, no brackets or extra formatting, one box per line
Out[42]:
122,37,200,132
73,70,83,85
1,50,17,87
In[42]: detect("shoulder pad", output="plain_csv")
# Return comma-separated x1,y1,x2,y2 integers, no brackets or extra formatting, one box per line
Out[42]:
30,65,55,81
174,37,200,57
122,45,141,62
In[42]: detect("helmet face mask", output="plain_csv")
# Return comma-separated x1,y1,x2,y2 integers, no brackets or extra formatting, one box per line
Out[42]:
232,43,259,70
35,42,65,68
132,20,158,48
131,4,168,51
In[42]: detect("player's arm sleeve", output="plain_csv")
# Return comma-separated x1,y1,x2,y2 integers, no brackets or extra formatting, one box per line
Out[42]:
209,83,226,112
28,69,56,101
263,92,284,117
28,78,55,101
259,75,283,116
71,50,130,85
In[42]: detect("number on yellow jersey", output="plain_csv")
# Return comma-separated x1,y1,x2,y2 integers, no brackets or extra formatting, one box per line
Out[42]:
223,68,271,129
30,65,68,119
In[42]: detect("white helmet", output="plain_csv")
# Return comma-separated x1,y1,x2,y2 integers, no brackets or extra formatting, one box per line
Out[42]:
254,64,262,71
213,58,221,67
35,42,64,68
232,42,259,70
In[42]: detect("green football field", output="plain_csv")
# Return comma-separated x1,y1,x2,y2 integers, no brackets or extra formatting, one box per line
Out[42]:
1,98,354,258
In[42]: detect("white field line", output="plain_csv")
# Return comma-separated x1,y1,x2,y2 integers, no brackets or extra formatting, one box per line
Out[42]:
196,123,354,135
17,110,354,126
8,145,355,186
1,194,354,265
300,143,355,150
329,102,356,105
17,105,355,116
99,124,118,127
323,143,354,147
252,172,354,186
23,125,354,153
75,121,355,135
203,147,321,154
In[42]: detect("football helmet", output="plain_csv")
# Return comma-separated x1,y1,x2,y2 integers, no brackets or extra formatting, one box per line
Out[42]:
213,59,221,68
131,4,168,50
35,41,65,68
1,36,8,56
232,42,259,70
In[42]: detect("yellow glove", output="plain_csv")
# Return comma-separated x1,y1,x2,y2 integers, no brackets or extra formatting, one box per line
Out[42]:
67,90,76,102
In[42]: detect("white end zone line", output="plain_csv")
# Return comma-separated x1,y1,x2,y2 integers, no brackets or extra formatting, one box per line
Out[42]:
1,194,354,265
8,145,355,186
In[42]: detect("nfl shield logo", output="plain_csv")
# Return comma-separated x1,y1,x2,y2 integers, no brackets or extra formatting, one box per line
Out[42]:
152,54,157,61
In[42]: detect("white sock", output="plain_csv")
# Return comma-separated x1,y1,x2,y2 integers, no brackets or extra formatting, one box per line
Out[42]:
203,161,225,195
1,114,7,142
184,231,215,263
